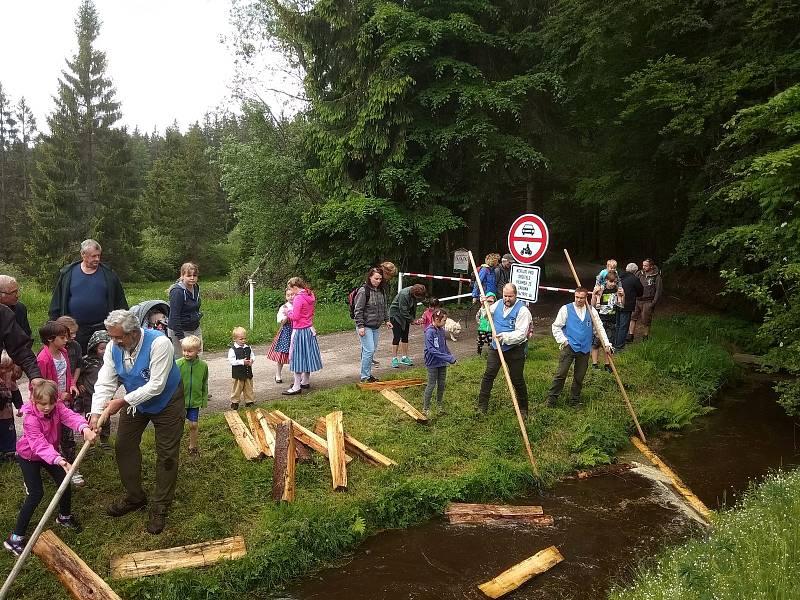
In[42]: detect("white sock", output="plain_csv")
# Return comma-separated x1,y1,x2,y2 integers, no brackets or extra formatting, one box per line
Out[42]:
301,372,310,385
291,373,302,391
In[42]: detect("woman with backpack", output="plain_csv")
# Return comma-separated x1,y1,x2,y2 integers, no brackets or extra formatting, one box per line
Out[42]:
353,267,392,383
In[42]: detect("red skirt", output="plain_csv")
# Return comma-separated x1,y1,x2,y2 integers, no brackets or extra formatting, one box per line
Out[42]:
267,324,291,364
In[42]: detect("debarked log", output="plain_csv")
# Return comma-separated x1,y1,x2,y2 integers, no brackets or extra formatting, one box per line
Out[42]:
313,418,397,467
266,410,353,463
224,410,264,460
325,411,347,491
110,536,247,579
478,546,564,598
246,410,272,457
379,389,428,422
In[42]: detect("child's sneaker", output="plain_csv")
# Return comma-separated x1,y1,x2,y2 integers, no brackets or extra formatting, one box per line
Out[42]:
4,534,25,556
399,356,413,366
230,402,239,410
71,472,86,487
56,514,83,533
188,447,199,457
591,363,600,369
391,357,400,368
604,364,613,373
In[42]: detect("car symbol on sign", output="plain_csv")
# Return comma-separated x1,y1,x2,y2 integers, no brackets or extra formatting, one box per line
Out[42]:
521,224,536,236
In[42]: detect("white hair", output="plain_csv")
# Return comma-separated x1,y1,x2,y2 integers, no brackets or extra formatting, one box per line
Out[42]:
80,239,102,254
626,262,638,273
104,309,140,333
0,275,16,291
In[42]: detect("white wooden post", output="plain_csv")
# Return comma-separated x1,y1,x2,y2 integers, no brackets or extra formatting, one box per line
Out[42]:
248,279,254,331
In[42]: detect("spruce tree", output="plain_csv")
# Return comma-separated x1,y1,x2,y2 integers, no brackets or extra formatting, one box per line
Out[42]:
28,0,135,280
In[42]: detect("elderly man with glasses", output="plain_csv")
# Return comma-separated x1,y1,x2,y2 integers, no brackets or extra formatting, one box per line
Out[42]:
0,275,31,338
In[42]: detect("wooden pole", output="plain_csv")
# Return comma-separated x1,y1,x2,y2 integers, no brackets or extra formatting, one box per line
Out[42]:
478,545,564,598
562,249,647,442
0,405,113,600
469,251,538,476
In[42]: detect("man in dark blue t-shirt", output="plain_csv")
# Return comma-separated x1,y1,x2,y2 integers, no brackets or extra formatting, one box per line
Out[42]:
49,239,128,351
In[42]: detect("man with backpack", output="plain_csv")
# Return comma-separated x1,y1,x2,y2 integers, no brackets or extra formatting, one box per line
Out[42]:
352,267,392,383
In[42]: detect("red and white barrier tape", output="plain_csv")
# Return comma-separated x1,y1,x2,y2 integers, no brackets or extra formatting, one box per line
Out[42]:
401,272,472,283
539,286,576,293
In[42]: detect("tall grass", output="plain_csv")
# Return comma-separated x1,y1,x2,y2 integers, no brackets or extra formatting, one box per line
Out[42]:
18,279,352,351
0,315,741,599
609,469,800,600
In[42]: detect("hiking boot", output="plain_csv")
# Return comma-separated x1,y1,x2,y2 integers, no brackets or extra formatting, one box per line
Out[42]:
604,364,613,373
626,334,634,343
400,356,413,366
230,402,239,410
366,375,379,383
371,358,380,366
391,357,400,368
245,402,254,407
147,507,167,535
4,535,25,556
107,498,147,517
591,363,600,369
56,514,83,533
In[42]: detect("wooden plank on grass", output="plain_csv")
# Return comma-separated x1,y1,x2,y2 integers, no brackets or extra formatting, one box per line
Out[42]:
224,410,264,460
357,378,426,391
266,410,353,463
246,410,271,457
379,389,428,422
325,411,347,490
110,536,247,579
314,419,397,467
33,529,122,599
478,546,564,598
272,421,296,502
255,408,277,456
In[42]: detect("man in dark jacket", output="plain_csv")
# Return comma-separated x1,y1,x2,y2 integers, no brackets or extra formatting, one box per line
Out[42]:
0,275,31,338
617,263,644,350
629,258,663,342
49,239,128,352
0,305,42,385
495,254,514,291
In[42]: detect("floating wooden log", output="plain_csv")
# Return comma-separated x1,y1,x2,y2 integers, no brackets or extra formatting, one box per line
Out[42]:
478,546,564,598
630,436,713,522
449,514,554,526
325,411,347,490
110,536,247,579
379,389,428,422
313,419,397,467
246,410,272,457
446,503,550,526
272,421,296,502
32,529,122,600
357,378,426,391
255,408,277,457
266,410,353,463
224,410,264,460
569,463,633,479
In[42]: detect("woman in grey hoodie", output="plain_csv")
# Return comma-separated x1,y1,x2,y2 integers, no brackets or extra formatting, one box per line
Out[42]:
168,262,203,357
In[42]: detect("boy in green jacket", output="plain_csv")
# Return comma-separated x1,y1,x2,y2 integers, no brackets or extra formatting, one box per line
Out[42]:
176,335,208,456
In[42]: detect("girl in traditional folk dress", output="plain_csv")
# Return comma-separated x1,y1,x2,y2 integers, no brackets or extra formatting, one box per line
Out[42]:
267,288,294,384
282,277,323,395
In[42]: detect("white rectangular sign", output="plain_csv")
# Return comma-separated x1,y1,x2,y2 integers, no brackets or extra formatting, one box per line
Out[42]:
510,264,541,303
453,249,469,272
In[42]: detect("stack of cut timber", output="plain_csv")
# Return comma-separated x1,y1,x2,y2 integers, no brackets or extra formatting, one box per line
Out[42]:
265,410,353,463
313,418,396,467
445,503,553,526
224,410,264,460
478,546,564,598
324,411,347,490
357,378,426,391
379,389,428,422
110,536,247,579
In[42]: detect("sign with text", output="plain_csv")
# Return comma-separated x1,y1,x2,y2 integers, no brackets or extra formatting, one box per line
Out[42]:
507,213,549,264
510,264,541,303
453,249,469,272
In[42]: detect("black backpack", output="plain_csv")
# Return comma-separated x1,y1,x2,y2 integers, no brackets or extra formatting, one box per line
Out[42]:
347,285,371,319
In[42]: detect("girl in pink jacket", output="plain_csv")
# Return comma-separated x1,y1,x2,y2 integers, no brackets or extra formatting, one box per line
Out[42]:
282,277,323,395
4,380,96,556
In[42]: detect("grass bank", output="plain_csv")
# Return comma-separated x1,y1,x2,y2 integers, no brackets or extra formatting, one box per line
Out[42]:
0,314,744,599
609,468,800,599
18,280,352,352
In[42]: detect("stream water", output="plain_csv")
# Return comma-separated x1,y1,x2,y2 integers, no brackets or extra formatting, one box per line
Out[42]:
281,372,799,600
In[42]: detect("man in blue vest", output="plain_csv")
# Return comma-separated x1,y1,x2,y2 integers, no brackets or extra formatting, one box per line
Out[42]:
476,283,532,417
547,287,612,405
89,309,184,535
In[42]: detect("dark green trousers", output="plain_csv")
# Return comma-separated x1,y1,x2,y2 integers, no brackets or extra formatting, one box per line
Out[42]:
115,386,184,509
547,344,590,403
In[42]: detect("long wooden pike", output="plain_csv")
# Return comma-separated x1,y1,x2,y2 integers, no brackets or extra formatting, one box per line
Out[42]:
470,251,538,475
562,249,646,442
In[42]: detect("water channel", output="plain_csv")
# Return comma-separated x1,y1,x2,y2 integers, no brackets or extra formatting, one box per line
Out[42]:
280,372,798,599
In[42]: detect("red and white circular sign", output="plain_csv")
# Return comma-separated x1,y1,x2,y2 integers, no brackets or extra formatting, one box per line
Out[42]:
507,214,549,264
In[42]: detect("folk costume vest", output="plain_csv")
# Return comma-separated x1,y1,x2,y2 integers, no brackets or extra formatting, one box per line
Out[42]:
564,303,593,353
490,300,524,352
111,328,181,414
231,344,253,380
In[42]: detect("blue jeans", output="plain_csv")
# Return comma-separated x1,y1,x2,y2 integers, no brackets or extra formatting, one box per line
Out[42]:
358,326,380,380
615,311,631,350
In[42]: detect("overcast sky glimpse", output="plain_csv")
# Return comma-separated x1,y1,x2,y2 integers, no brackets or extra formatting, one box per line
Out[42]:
1,0,244,133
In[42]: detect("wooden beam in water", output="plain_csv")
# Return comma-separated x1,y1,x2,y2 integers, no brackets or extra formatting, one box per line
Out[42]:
379,389,428,422
32,530,122,599
110,536,247,579
478,546,564,598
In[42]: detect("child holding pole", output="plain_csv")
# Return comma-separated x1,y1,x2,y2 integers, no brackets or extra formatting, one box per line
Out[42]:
4,380,96,556
422,308,457,415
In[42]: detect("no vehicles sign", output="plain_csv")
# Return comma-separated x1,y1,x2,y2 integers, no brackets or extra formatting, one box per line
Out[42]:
507,214,549,264
510,264,541,303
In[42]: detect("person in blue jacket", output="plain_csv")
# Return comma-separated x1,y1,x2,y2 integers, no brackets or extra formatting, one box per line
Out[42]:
471,253,500,301
422,308,457,415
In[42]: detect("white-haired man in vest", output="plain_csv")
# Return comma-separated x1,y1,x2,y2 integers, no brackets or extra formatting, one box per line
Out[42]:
476,283,532,417
547,287,612,405
89,309,184,535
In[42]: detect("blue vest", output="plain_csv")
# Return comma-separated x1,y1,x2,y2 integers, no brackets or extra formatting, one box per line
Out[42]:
564,303,593,353
490,300,524,352
112,328,181,414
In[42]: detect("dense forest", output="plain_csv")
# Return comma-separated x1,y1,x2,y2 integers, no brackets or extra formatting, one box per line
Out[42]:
1,1,798,401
